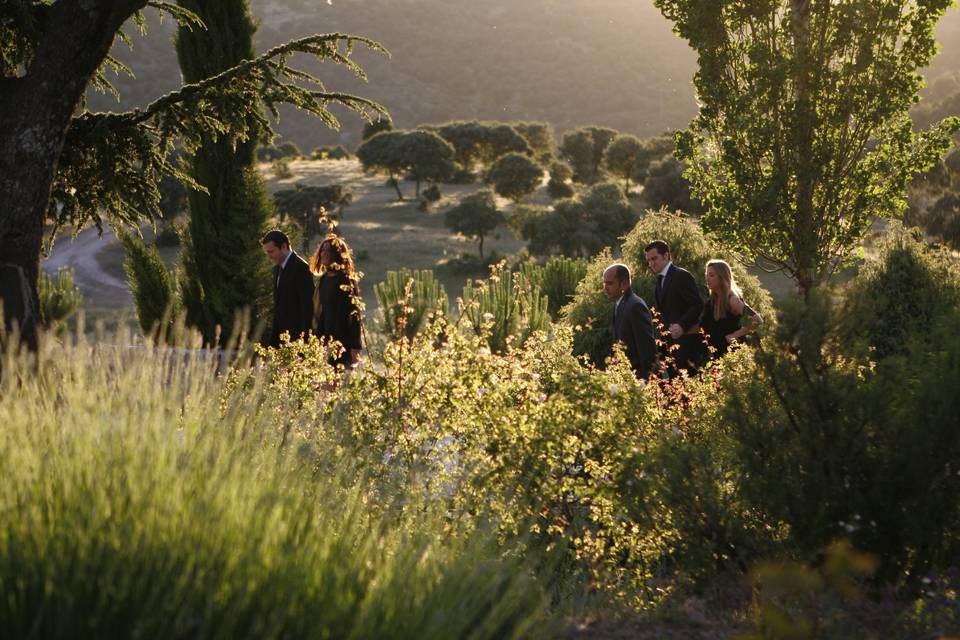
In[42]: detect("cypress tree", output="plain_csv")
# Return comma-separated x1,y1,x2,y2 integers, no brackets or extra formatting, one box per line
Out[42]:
175,0,273,345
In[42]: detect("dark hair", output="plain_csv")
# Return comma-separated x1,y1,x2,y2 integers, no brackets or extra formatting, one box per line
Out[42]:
644,240,670,256
310,233,357,277
261,229,290,249
607,263,631,284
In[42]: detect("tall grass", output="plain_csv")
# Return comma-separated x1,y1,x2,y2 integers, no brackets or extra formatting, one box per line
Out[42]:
0,328,547,639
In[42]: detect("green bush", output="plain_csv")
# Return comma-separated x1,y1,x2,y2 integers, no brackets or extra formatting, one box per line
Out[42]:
374,268,449,340
118,230,181,341
0,334,550,639
272,158,293,179
460,262,550,353
520,257,588,320
38,267,83,332
563,210,773,366
724,266,960,582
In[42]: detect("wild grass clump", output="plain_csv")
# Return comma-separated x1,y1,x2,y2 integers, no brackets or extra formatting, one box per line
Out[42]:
0,329,548,639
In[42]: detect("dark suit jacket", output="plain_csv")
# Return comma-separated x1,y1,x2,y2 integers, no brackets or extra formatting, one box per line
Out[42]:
654,263,703,332
613,290,657,379
269,251,315,346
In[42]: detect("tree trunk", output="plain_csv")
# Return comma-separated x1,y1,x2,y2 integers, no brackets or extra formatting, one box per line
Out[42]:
0,0,145,348
790,0,817,299
478,234,484,258
415,176,421,198
389,175,404,200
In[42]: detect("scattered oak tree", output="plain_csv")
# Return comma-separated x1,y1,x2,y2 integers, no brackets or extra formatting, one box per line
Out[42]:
485,152,544,203
445,189,504,257
655,0,960,295
603,134,644,194
273,184,353,252
0,0,386,348
559,126,618,184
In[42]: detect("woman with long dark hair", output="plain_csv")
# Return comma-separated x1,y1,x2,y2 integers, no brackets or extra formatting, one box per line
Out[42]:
310,234,364,368
700,259,762,359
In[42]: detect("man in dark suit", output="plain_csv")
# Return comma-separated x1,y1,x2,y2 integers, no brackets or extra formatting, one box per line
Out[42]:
261,230,314,347
603,263,657,380
644,240,705,375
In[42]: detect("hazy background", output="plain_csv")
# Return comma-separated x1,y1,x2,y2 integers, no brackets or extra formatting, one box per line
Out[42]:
88,1,960,148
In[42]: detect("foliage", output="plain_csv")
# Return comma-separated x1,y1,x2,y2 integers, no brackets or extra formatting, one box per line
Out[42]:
37,267,82,333
445,189,505,257
485,152,545,202
272,158,293,179
629,134,675,186
0,332,550,639
356,130,408,199
310,144,353,160
421,184,442,203
362,116,393,141
563,210,773,366
547,160,576,199
175,0,275,347
117,229,181,341
154,218,182,248
517,182,636,258
460,263,550,353
839,223,960,359
642,156,702,215
559,126,618,184
603,134,644,193
512,121,555,163
656,0,960,294
357,129,455,198
374,268,449,340
725,248,960,582
425,120,532,174
158,170,187,220
273,184,353,251
519,257,588,320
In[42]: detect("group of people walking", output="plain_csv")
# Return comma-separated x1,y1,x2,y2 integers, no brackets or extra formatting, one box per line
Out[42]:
260,229,759,380
604,240,762,380
261,229,364,367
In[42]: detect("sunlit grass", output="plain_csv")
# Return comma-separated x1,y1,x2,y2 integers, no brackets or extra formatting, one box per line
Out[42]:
0,328,547,638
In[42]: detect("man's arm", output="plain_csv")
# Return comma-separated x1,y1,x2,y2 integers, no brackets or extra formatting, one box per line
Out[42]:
295,264,316,337
628,300,657,379
675,269,704,331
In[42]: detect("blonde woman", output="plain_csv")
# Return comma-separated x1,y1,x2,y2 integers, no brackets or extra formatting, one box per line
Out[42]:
700,259,762,358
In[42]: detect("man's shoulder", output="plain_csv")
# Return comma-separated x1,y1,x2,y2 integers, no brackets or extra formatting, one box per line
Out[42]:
624,291,650,311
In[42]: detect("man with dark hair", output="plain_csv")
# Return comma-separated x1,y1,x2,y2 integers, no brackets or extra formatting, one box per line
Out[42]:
261,229,314,347
603,263,657,379
643,240,704,375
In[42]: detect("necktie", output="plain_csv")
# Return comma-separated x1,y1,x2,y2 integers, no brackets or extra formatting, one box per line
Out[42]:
656,274,664,303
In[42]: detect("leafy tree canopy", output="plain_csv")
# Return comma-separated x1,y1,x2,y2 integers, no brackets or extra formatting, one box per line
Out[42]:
485,152,544,203
444,188,504,257
655,0,960,294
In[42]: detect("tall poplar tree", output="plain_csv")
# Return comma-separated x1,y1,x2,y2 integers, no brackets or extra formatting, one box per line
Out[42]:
175,0,272,344
655,0,960,295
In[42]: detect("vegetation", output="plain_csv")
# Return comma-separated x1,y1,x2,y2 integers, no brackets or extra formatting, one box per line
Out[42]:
274,184,353,251
37,267,83,334
559,126,618,184
374,268,449,340
519,257,588,320
656,0,960,294
485,152,544,203
117,230,181,341
515,182,636,258
0,2,387,349
356,130,456,199
175,0,274,347
444,189,505,258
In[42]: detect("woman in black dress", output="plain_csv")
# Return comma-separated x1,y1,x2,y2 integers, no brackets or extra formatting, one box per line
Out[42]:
309,234,363,368
700,259,762,359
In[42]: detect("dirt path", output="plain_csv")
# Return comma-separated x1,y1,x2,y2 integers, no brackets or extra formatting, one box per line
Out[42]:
44,227,130,307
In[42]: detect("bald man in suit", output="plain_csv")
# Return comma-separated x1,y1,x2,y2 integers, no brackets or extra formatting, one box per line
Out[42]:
603,263,657,379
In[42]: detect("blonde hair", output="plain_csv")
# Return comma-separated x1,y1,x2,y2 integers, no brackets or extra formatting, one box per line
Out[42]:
705,259,742,319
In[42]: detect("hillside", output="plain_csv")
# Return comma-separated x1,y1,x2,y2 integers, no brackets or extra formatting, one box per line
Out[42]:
87,0,696,149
